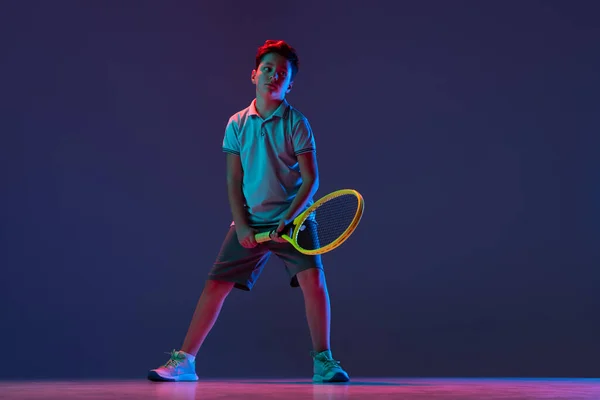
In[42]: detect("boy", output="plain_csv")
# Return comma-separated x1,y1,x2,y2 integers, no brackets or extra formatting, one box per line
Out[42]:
148,40,349,383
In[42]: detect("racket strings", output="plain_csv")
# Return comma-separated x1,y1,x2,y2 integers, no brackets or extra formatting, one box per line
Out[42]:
297,194,360,251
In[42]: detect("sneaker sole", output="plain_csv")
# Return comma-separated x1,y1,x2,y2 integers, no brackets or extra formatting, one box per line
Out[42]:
147,371,199,382
313,372,350,383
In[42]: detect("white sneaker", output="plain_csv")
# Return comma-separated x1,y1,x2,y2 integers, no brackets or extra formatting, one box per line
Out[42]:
147,350,199,382
312,350,350,383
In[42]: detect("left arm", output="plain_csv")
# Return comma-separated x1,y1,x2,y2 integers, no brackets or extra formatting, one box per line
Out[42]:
284,151,320,222
274,151,319,237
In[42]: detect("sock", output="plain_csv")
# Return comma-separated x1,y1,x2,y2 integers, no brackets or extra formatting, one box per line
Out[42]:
315,349,332,358
180,350,196,362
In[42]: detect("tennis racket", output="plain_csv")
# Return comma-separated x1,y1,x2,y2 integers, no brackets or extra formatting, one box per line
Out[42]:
254,189,364,255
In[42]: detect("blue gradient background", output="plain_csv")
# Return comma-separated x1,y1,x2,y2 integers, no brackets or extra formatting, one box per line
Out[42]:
1,1,598,379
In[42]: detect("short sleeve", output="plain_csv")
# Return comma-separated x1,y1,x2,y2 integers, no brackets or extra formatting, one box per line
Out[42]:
292,118,316,155
222,119,240,155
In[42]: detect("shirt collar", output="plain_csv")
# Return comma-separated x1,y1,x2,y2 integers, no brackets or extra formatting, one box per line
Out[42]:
249,98,289,119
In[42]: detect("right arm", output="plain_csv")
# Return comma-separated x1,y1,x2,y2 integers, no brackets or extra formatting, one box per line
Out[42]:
226,153,257,248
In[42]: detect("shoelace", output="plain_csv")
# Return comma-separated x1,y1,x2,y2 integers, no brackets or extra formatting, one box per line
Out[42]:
163,350,183,368
312,352,342,369
322,358,342,369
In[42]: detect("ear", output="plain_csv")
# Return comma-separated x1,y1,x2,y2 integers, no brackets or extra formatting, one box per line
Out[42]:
286,80,294,94
251,69,257,84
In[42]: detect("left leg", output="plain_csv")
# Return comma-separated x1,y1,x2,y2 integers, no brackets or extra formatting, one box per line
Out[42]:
296,267,349,382
270,220,349,382
296,268,330,353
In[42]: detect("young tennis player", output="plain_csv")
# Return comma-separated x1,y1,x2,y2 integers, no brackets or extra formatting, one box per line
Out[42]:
148,40,350,383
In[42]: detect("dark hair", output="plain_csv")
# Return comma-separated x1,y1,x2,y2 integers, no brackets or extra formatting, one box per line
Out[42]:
255,40,299,80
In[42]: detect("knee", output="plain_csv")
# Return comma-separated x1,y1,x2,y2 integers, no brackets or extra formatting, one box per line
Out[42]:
297,268,327,293
204,279,234,299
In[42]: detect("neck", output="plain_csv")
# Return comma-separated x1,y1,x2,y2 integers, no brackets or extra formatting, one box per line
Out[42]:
255,96,283,119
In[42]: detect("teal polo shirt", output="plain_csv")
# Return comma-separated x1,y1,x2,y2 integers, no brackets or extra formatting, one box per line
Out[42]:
222,99,316,227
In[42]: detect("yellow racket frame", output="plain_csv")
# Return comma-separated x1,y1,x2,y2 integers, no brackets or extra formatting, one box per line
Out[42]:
255,189,365,255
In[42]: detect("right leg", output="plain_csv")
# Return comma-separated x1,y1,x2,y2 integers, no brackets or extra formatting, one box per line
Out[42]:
180,279,234,356
147,280,233,382
148,225,272,382
181,225,271,355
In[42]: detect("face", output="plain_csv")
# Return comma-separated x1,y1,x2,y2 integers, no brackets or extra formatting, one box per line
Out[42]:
251,52,294,101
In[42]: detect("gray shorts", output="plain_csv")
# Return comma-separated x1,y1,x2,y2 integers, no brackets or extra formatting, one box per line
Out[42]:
208,221,323,291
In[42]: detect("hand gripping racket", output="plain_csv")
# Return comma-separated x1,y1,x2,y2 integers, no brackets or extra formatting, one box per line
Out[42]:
254,189,364,255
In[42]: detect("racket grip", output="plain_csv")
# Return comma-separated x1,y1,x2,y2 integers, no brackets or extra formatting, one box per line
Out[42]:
255,231,273,243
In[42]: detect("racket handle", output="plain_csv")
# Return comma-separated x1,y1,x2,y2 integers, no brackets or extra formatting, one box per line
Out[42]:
255,231,273,243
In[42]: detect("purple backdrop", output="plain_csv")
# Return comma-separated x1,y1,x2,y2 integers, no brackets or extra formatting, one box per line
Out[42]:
1,1,599,379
